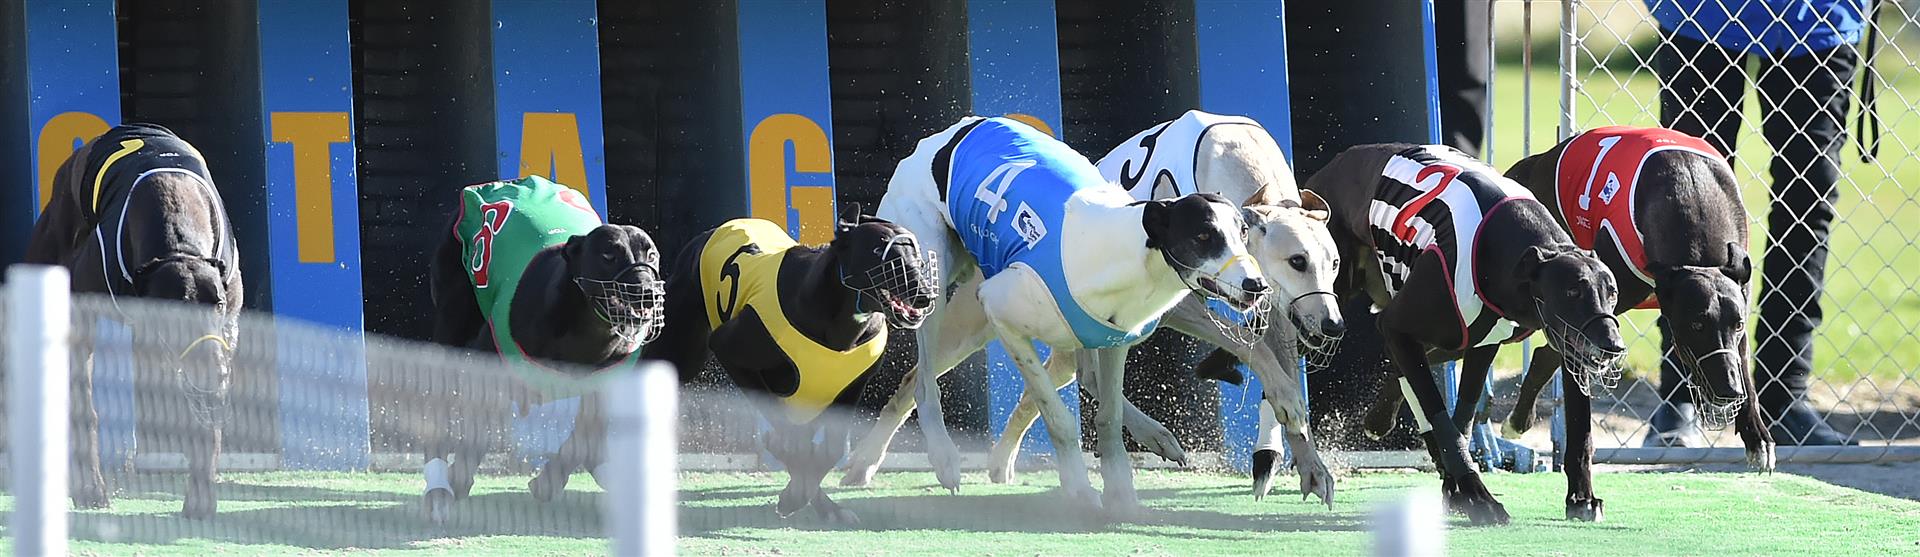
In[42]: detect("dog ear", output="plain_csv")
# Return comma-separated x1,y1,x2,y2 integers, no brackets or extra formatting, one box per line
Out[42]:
1298,189,1332,221
1141,199,1172,250
563,234,590,275
1724,242,1752,282
837,202,862,235
1515,245,1554,292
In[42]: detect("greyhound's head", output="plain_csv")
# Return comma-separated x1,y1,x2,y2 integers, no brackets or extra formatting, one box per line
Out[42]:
832,202,939,330
564,224,666,348
1144,192,1270,311
1242,190,1347,362
1522,245,1629,393
134,255,235,426
1653,242,1753,425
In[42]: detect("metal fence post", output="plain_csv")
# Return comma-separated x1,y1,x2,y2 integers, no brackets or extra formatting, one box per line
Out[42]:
8,264,72,556
605,361,678,556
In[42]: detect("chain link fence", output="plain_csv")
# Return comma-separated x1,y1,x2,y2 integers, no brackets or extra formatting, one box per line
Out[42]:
1483,0,1919,461
0,276,691,552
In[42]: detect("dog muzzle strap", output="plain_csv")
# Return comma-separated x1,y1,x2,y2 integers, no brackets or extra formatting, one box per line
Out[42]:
577,265,667,344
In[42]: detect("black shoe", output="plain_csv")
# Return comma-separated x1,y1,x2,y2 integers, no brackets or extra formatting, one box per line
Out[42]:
1642,403,1707,448
1767,400,1856,446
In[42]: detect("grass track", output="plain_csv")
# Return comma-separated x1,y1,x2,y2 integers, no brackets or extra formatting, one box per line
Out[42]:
8,470,1915,556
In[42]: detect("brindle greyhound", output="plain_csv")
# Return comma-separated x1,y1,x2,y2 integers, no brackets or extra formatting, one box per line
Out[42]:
1307,143,1626,525
25,123,242,519
641,205,936,524
423,177,665,524
1495,126,1773,520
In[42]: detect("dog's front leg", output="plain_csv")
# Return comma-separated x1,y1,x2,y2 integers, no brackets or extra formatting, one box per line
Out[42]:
995,330,1100,515
845,273,989,490
1502,346,1563,439
1377,325,1509,525
1734,367,1776,473
1560,364,1603,522
1091,346,1143,520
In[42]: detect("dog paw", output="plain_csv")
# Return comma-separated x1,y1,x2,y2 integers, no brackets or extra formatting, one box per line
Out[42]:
1133,423,1188,466
72,479,112,510
1500,417,1529,439
1298,461,1336,510
181,488,215,520
820,505,861,526
1101,493,1148,523
1362,404,1398,441
1747,440,1777,474
929,448,963,494
988,461,1017,484
1565,496,1604,522
1065,486,1104,517
528,470,565,503
1251,450,1277,501
1453,478,1510,526
839,463,879,487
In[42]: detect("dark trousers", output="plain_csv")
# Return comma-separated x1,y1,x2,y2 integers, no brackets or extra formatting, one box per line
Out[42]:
1435,0,1490,156
1653,33,1859,416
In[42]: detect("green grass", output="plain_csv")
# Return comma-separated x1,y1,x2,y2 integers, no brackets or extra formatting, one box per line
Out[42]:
1483,60,1920,384
8,470,1916,556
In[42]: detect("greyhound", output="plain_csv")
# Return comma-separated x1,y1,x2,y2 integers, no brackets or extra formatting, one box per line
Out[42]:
1305,143,1627,525
638,207,936,524
842,116,1267,517
25,122,242,519
989,111,1348,504
1492,126,1774,521
422,175,666,524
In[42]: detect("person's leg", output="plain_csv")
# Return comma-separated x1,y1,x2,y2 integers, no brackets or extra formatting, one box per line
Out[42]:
1753,43,1859,446
1649,32,1745,445
1435,0,1489,156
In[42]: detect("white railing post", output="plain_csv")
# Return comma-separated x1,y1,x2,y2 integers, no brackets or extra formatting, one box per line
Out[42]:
605,361,677,557
1371,491,1445,557
8,264,72,557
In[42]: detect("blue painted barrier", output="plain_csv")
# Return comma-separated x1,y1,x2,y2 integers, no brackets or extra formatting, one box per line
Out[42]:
259,0,371,471
968,0,1072,458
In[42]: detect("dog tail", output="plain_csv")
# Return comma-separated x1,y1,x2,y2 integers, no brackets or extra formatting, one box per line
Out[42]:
1194,348,1246,385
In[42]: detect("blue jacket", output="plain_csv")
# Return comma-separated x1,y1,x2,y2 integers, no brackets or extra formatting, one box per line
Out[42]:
945,118,1157,349
1645,0,1866,56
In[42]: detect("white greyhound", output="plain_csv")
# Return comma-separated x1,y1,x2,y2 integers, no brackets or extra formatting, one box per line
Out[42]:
843,111,1349,505
850,116,1267,516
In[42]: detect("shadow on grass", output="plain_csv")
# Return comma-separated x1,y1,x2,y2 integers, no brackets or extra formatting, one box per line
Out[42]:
678,484,1368,538
61,477,603,551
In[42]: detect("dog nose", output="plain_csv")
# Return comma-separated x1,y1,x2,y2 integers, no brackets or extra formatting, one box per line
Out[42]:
1321,317,1346,336
1242,278,1270,295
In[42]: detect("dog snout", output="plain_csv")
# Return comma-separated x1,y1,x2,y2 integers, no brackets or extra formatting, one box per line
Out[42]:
1320,317,1346,337
1242,277,1270,295
1582,318,1628,354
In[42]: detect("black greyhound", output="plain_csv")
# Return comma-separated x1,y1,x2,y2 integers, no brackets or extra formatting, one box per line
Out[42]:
1307,144,1626,525
1492,126,1773,521
423,176,665,523
642,205,936,524
25,123,242,519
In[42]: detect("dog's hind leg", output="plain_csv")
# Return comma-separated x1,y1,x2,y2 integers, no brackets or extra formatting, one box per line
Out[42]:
986,346,1079,484
994,329,1101,515
842,273,989,490
70,348,111,510
1502,346,1563,439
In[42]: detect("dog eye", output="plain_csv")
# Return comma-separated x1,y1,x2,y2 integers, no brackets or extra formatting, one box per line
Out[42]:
1289,255,1308,271
1196,232,1212,242
1691,321,1706,331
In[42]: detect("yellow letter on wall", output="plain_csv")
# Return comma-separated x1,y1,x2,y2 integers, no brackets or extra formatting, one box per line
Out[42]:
748,114,835,245
271,111,352,263
518,112,590,199
36,112,112,211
